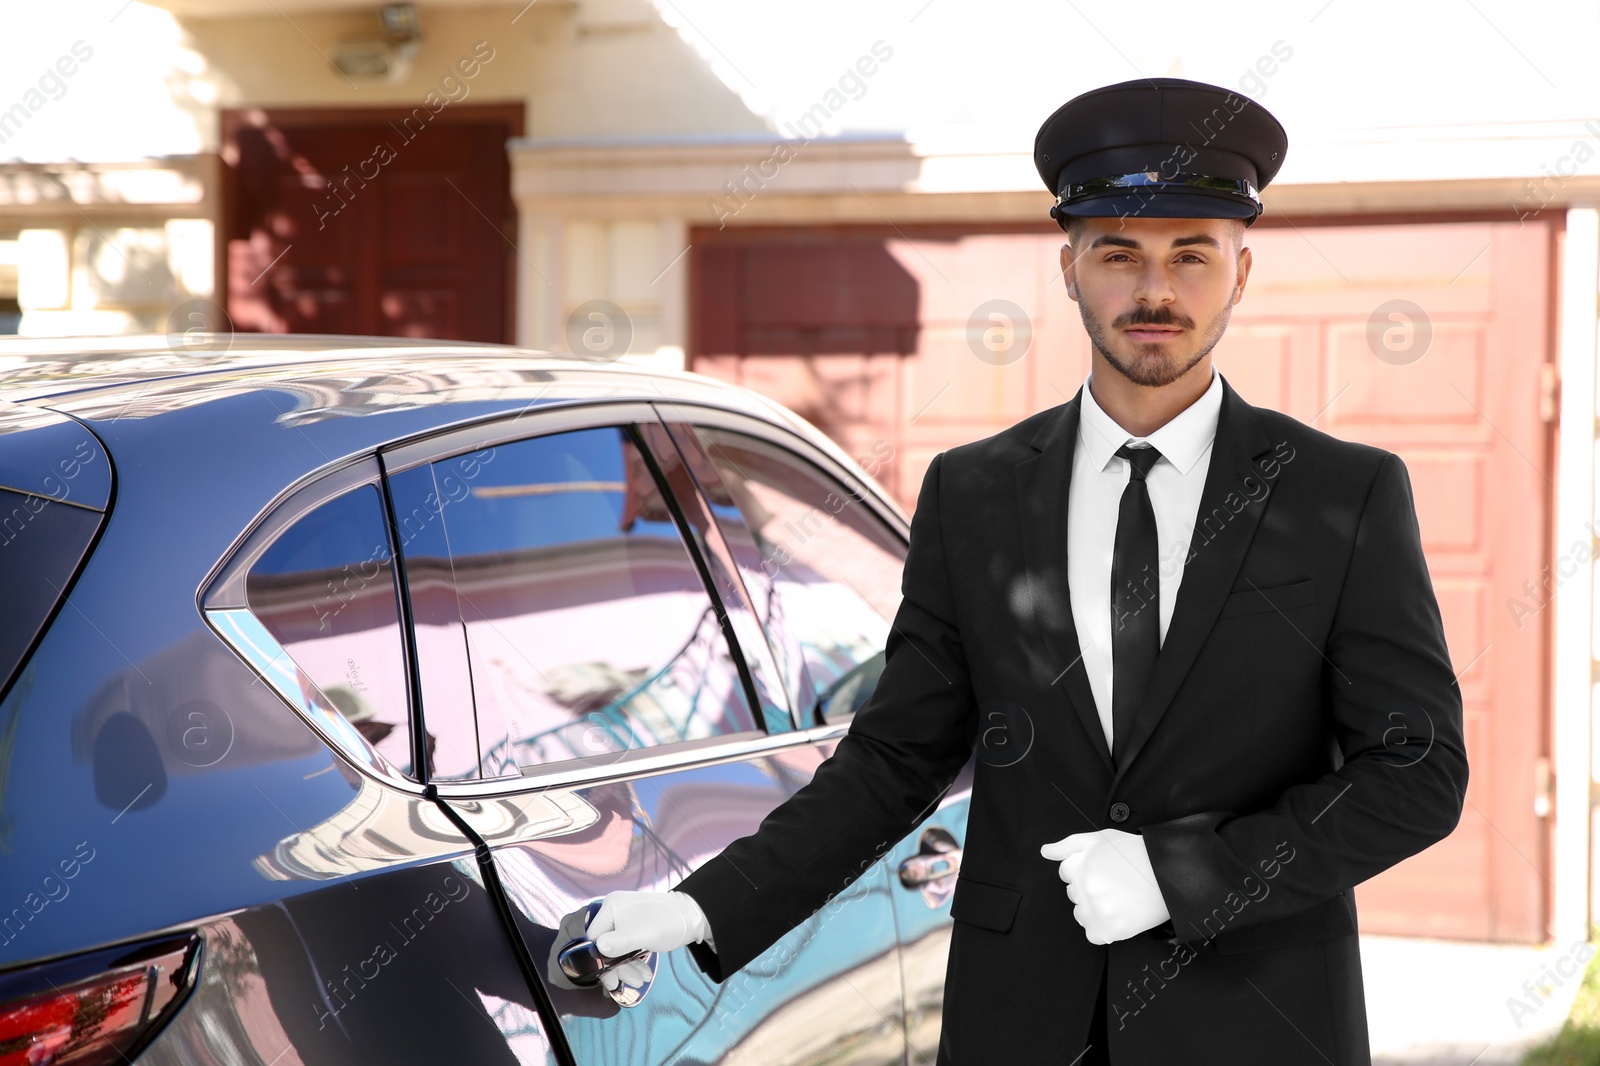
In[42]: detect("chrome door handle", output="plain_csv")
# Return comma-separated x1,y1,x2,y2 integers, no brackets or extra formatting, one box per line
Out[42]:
555,899,657,1008
897,849,963,887
897,825,963,909
557,938,647,986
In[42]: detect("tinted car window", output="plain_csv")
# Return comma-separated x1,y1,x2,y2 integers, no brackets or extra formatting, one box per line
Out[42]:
245,483,414,776
0,488,106,701
0,413,110,703
403,425,761,773
636,421,795,733
667,425,904,724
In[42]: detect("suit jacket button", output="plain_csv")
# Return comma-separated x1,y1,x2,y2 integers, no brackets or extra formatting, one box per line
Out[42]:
1109,802,1130,823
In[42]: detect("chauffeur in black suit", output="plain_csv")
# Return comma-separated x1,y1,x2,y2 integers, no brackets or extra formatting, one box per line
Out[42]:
554,78,1468,1064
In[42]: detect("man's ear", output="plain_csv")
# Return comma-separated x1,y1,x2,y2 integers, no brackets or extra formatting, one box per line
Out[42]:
1060,244,1079,301
1232,245,1253,304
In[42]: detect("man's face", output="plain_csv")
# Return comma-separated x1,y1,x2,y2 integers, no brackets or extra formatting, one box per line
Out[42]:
1060,215,1251,388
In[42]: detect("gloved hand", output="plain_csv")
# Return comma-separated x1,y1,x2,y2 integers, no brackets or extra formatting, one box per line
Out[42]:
590,888,715,956
546,889,716,992
1040,829,1170,945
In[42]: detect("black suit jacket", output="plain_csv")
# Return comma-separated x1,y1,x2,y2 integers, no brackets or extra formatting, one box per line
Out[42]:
676,372,1468,1065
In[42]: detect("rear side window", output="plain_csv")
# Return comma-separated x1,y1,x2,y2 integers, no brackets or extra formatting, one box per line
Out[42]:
0,489,105,700
244,484,414,776
391,425,762,775
0,413,111,703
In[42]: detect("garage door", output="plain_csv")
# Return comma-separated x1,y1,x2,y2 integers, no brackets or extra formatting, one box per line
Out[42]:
690,217,1554,942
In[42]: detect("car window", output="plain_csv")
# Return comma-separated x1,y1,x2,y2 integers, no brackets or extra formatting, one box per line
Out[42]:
244,483,414,776
0,413,111,703
664,424,904,725
396,425,762,775
635,421,795,733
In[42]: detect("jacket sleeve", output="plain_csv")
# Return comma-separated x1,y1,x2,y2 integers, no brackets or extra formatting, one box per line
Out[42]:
672,451,978,981
1140,451,1469,944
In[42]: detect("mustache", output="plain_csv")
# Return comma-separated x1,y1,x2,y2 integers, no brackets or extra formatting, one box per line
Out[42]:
1115,307,1193,329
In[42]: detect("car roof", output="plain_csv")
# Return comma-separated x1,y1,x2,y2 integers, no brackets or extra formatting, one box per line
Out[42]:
0,333,731,403
0,334,905,521
0,332,788,424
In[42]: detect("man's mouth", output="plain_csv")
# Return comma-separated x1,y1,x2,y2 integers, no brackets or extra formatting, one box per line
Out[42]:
1123,325,1183,341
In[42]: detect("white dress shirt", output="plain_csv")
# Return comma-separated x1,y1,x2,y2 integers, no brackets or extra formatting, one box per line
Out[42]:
1066,364,1223,751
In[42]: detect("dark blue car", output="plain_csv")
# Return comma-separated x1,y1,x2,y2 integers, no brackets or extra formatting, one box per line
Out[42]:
0,336,972,1066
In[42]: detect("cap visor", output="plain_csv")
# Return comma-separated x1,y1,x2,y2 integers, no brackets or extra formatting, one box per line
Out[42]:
1060,190,1260,223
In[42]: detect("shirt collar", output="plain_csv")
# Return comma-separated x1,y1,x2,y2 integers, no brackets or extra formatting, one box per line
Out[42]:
1077,363,1222,477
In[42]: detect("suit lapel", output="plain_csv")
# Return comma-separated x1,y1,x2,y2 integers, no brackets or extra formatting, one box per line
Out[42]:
1015,390,1112,771
1013,372,1281,784
1110,374,1277,786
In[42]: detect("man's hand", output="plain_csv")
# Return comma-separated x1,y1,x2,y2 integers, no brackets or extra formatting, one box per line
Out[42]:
1040,829,1170,945
546,889,716,992
589,889,715,956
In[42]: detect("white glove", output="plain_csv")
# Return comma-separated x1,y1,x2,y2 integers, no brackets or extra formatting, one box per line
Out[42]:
1040,829,1170,945
586,889,715,991
589,888,714,955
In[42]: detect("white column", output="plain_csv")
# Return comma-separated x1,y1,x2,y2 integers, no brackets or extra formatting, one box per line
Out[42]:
518,211,563,350
1555,206,1598,947
654,215,689,372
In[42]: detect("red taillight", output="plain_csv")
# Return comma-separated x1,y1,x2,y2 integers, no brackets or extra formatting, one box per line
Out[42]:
0,934,199,1066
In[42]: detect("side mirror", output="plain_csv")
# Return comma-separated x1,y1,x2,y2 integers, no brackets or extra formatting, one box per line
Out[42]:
812,650,886,726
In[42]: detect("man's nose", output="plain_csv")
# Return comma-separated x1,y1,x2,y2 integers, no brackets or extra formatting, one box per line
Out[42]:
1131,264,1178,305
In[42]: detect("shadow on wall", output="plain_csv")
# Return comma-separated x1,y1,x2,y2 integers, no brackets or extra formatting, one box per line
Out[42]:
690,231,924,452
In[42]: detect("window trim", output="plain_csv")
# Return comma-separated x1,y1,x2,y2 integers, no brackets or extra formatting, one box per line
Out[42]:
646,403,910,546
380,400,661,475
430,719,854,800
200,456,385,611
197,397,908,801
198,455,420,785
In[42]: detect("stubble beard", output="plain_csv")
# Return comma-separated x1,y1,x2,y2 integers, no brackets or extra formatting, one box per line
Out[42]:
1079,298,1234,388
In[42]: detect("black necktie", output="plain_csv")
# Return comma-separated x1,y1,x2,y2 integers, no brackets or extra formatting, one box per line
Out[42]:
1111,443,1162,767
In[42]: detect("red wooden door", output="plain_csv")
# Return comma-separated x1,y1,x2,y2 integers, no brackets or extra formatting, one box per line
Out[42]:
690,217,1555,941
223,106,519,343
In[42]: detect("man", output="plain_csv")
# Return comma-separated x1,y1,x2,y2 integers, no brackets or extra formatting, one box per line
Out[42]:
550,78,1468,1064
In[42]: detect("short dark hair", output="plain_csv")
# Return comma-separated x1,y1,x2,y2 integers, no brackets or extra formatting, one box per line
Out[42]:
1063,215,1245,252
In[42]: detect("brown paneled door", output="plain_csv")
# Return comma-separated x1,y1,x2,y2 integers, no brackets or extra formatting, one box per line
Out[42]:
691,217,1556,942
222,105,520,342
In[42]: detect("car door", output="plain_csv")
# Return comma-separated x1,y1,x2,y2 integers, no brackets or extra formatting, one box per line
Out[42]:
652,411,976,1062
197,460,559,1065
380,403,908,1066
